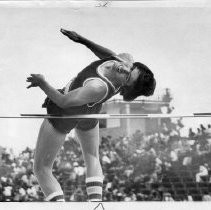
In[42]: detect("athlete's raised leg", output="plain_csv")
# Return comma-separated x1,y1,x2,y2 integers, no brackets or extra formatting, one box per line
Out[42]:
75,123,103,201
33,119,66,201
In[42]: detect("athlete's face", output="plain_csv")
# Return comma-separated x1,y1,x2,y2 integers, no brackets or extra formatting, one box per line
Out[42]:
119,67,140,97
116,64,131,85
117,64,140,87
126,67,140,86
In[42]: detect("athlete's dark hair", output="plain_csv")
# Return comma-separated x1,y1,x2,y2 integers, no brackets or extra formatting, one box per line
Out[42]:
122,62,156,101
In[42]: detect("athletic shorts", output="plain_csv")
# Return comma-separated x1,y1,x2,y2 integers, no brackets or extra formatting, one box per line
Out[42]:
48,117,100,134
43,97,102,134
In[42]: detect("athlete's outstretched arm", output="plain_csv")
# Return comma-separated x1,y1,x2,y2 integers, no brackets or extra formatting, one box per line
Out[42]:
60,28,116,59
27,74,107,108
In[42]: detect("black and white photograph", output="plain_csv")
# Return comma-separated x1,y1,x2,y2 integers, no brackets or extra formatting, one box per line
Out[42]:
0,0,211,210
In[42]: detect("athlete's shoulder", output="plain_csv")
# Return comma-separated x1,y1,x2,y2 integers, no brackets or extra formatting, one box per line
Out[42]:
83,78,108,101
83,77,108,90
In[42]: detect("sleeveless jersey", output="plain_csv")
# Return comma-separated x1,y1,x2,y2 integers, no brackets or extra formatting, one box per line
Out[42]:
42,56,124,133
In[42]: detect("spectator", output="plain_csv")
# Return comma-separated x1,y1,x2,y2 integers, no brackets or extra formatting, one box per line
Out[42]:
182,156,192,166
170,150,178,162
2,185,13,201
202,192,211,201
73,162,85,177
18,187,27,201
151,190,161,201
200,124,206,134
196,165,209,182
196,128,202,136
187,194,193,201
188,128,196,139
162,192,174,201
124,165,134,178
102,152,111,165
27,186,39,200
205,124,211,147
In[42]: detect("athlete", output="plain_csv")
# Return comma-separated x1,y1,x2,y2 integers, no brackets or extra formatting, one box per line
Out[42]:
26,28,156,202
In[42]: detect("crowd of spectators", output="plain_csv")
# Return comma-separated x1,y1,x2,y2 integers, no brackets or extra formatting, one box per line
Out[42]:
1,118,211,202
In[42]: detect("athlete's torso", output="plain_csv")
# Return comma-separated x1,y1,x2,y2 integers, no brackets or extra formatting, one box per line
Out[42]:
63,56,125,107
42,55,133,134
43,56,127,115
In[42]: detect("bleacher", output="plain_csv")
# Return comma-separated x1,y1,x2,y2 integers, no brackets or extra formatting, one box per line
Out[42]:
1,119,211,201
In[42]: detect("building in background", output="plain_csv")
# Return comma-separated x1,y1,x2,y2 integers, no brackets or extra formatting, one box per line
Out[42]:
99,89,171,138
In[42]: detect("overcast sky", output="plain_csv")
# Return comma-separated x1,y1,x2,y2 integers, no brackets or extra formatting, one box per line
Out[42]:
0,1,211,153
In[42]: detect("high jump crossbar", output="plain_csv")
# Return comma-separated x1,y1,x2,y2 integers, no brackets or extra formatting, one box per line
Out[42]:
0,113,210,119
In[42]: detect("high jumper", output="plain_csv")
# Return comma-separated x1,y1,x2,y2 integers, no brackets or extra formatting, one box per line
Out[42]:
26,28,156,202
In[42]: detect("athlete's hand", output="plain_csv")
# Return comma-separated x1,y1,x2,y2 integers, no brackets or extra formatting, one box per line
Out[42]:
60,28,81,42
26,74,46,89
